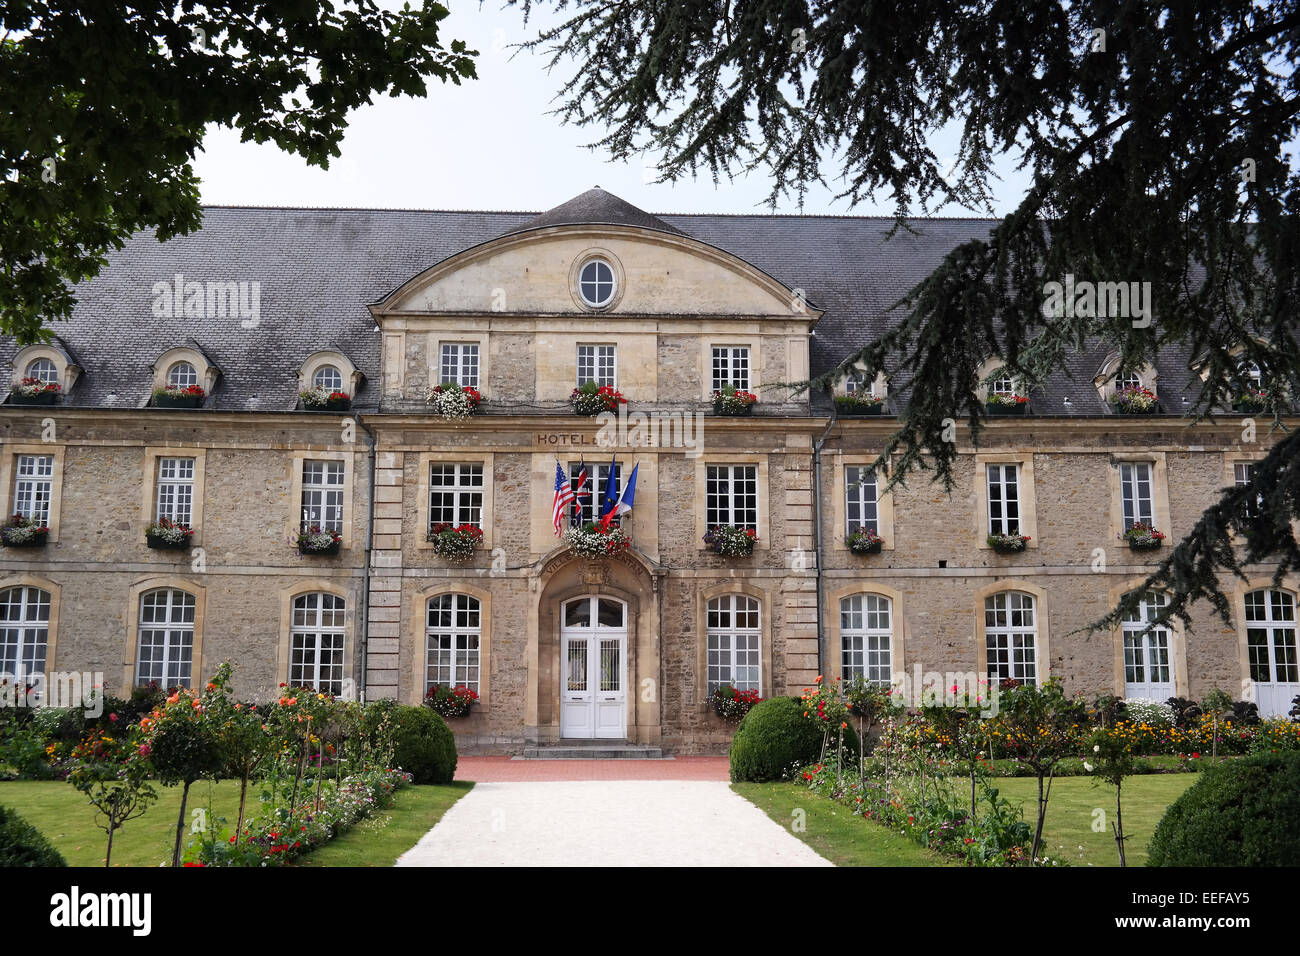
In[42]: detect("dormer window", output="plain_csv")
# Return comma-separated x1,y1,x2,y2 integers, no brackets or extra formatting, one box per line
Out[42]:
26,359,59,385
168,362,198,389
1239,360,1262,387
312,365,344,392
1114,370,1143,392
578,258,616,308
989,373,1017,397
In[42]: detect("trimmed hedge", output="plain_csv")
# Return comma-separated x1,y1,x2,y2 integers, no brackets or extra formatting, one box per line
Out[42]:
391,706,458,784
0,804,66,867
1147,750,1300,866
729,696,860,783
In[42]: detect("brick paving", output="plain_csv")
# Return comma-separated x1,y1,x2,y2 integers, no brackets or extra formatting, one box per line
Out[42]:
454,755,730,782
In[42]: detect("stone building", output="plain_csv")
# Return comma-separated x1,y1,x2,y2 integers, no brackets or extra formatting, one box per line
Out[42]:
1,188,1295,753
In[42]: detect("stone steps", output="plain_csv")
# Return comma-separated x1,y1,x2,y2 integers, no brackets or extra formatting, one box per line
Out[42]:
516,741,667,760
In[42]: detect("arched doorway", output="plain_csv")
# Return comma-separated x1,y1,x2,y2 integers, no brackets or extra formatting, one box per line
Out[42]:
530,549,661,746
560,595,627,738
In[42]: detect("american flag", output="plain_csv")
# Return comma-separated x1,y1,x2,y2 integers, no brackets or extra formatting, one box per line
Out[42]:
552,460,575,536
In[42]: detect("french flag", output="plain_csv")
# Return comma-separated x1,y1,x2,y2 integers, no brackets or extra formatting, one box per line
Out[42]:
600,463,638,529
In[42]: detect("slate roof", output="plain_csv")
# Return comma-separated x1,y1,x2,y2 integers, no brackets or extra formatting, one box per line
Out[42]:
0,190,1207,415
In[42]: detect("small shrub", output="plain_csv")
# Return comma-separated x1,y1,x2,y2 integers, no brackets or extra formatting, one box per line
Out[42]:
0,804,66,866
1148,750,1300,866
390,706,458,784
1165,697,1202,729
1231,700,1260,726
729,696,859,783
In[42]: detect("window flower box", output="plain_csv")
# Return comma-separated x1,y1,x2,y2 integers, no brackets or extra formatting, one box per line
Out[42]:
847,526,884,554
146,518,195,550
300,386,352,411
427,382,481,421
712,385,757,416
1112,385,1158,414
424,684,479,719
712,685,762,722
1124,523,1165,550
9,378,61,406
704,525,757,556
153,385,206,408
835,393,885,416
427,522,483,562
1232,389,1274,414
985,394,1029,415
0,515,49,547
298,526,342,556
569,382,625,416
987,532,1031,554
565,520,632,559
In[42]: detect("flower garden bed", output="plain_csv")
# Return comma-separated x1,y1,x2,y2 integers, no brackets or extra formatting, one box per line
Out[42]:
712,685,762,722
987,532,1031,554
300,386,352,411
704,524,756,556
146,518,194,550
712,385,758,416
153,385,206,408
1112,385,1158,414
1124,522,1165,550
847,527,884,554
569,382,625,416
565,520,631,559
985,395,1029,415
424,684,479,719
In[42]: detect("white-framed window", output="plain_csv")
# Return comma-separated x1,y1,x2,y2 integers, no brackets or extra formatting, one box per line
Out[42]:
135,588,195,689
989,373,1017,397
1235,461,1263,519
987,463,1021,535
711,346,751,392
576,344,616,388
1119,462,1155,531
0,586,50,696
13,454,53,524
1246,589,1298,685
706,594,761,695
1122,591,1173,697
25,359,58,385
578,258,616,308
840,593,892,686
1114,370,1143,391
312,365,343,392
1239,360,1263,387
845,466,878,535
155,457,195,525
301,460,345,532
167,362,198,389
569,461,621,526
426,593,481,693
439,343,480,388
290,593,346,696
429,463,483,528
985,591,1037,687
706,465,758,530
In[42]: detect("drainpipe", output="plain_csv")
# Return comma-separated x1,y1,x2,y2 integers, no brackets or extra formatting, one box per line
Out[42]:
812,397,838,680
357,415,378,703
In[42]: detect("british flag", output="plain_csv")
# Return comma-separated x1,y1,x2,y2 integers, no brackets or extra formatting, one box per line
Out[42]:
552,460,575,536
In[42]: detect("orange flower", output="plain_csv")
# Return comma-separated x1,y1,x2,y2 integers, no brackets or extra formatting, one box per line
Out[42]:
166,692,180,704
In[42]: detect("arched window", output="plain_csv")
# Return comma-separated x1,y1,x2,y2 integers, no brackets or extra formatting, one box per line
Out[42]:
1122,591,1173,699
136,588,195,689
840,594,892,685
25,359,58,385
426,594,481,694
989,373,1017,397
1245,588,1298,718
984,591,1037,687
1114,369,1143,392
290,593,345,695
0,586,51,694
1238,360,1263,387
312,365,343,392
705,594,761,695
167,362,198,389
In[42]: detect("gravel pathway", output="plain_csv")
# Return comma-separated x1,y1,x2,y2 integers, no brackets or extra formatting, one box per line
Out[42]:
395,780,832,867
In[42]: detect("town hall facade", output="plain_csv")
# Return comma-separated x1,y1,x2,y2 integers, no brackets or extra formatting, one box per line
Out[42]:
1,189,1295,753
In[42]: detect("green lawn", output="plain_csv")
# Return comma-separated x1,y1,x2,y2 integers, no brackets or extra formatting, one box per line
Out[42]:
735,774,1196,867
733,782,952,866
993,774,1196,867
0,779,471,867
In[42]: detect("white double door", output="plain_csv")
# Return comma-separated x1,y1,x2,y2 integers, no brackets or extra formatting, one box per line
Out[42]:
560,596,627,739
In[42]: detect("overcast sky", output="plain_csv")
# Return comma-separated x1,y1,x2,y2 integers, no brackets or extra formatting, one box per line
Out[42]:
193,3,1032,218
